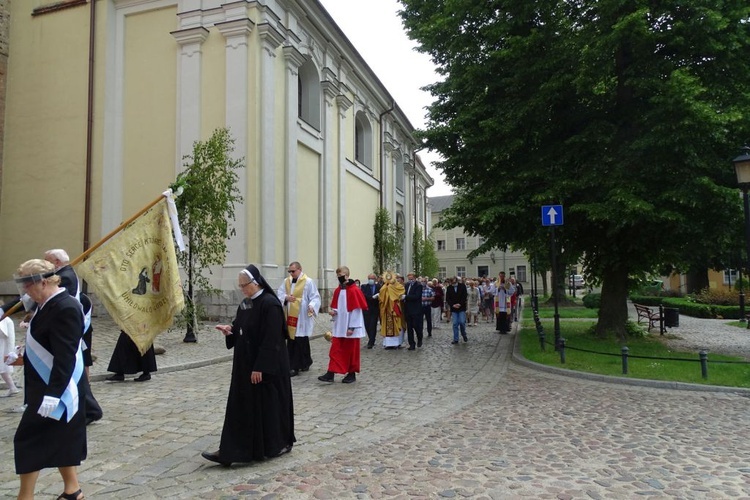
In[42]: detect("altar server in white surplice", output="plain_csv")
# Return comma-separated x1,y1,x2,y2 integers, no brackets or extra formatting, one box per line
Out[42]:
277,261,320,377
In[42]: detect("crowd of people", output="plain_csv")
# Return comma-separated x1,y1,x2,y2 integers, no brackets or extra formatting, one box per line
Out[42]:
1,252,525,497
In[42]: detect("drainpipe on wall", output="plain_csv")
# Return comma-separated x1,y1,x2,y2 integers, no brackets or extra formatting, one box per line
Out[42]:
378,101,394,208
83,0,96,256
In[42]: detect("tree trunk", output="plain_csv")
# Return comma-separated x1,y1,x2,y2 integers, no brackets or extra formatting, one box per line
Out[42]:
595,267,630,341
685,268,709,294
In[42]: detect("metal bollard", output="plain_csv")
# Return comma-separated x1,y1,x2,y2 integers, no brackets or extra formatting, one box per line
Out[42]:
699,350,708,380
538,327,546,352
559,338,566,364
621,346,629,375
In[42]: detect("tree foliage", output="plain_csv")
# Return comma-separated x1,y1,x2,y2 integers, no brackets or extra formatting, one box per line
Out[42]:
413,226,440,278
399,0,750,339
171,128,243,340
373,208,404,276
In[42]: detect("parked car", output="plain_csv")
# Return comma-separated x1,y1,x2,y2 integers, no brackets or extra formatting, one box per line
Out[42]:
569,274,585,289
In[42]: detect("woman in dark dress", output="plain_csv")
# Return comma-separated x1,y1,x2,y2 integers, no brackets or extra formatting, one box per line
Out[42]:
106,330,157,382
13,259,86,500
202,264,295,466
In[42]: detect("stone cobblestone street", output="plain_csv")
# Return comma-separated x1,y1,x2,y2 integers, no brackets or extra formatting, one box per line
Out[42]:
0,312,748,498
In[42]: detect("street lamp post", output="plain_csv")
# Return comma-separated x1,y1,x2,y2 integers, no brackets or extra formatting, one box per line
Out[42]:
732,148,750,327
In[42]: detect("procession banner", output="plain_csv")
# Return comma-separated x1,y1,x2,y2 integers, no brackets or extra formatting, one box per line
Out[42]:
75,198,184,354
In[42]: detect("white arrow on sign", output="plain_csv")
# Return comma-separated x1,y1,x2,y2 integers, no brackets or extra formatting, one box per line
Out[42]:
546,206,559,225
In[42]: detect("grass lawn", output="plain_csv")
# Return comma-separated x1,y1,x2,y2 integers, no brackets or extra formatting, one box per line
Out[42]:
519,312,750,389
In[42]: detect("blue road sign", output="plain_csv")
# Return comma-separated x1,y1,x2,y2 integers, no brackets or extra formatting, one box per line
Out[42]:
541,205,564,226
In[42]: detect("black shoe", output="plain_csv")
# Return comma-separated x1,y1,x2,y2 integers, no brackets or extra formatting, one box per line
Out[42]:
134,373,151,382
201,450,231,466
366,344,374,349
342,373,356,384
290,369,299,377
407,346,416,351
417,340,423,347
428,333,432,337
462,335,468,342
300,366,310,372
451,340,459,345
318,371,334,382
106,373,124,382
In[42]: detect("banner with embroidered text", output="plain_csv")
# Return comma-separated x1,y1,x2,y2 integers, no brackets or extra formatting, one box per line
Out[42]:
75,199,184,354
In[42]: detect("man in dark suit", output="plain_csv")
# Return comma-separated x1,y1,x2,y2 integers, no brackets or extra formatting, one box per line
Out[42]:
360,273,381,349
444,276,468,344
44,248,104,425
403,272,424,350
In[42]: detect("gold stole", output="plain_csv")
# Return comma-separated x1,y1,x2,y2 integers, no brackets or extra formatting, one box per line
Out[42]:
285,273,307,339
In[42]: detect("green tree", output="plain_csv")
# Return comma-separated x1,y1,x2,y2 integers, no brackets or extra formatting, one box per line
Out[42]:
400,0,750,340
171,128,244,342
413,226,440,278
373,208,403,275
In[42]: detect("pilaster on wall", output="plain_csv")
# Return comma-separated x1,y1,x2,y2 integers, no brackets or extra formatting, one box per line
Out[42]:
321,79,338,273
257,23,286,278
282,45,306,264
336,93,353,268
216,18,254,272
171,26,209,175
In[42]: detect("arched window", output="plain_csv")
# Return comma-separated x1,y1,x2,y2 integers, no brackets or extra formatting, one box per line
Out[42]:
354,111,372,168
297,59,321,129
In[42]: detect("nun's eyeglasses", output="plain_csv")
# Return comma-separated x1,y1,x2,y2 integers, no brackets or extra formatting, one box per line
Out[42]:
238,282,252,289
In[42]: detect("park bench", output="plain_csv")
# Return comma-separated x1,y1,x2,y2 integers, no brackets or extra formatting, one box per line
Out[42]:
634,303,662,332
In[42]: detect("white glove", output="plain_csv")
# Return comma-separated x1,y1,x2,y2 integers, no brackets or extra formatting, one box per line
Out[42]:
399,295,405,300
4,351,17,366
38,396,60,418
372,293,379,299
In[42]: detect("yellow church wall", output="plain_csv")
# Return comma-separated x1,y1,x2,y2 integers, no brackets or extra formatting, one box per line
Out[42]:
121,7,177,216
0,4,90,276
297,143,320,271
346,172,378,280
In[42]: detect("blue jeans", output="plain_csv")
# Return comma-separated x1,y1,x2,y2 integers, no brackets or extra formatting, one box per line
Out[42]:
451,311,466,341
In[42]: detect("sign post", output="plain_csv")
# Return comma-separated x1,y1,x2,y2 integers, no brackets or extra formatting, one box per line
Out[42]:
541,205,564,349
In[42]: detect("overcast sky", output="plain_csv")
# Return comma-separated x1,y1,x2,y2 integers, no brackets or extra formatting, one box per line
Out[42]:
317,0,452,197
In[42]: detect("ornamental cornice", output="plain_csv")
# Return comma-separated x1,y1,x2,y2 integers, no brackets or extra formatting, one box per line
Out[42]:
170,26,210,46
215,18,254,43
257,22,286,50
282,45,306,70
336,94,354,114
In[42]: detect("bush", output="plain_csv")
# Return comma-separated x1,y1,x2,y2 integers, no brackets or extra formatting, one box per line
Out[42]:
629,295,664,307
582,293,601,309
694,287,740,306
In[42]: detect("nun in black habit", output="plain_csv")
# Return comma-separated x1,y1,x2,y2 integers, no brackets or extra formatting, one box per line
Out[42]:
201,264,295,466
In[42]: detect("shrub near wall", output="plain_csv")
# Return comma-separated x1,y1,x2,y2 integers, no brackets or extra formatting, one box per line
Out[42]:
628,295,740,319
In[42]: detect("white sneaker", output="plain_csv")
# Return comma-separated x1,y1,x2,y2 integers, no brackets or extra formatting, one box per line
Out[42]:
1,388,19,398
7,404,26,413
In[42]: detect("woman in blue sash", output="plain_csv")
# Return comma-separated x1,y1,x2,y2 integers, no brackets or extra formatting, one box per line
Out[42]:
13,259,86,500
